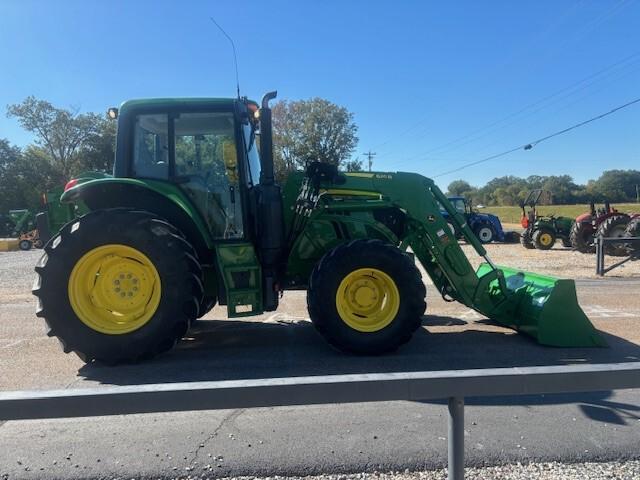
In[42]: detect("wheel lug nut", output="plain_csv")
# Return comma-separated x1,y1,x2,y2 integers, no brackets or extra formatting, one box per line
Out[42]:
127,273,132,279
114,280,120,285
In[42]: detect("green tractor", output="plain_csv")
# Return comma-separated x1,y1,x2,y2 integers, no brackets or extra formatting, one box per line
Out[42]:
1,209,39,250
33,93,605,364
519,190,574,250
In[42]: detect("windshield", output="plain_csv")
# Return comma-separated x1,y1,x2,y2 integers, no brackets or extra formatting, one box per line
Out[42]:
451,199,466,214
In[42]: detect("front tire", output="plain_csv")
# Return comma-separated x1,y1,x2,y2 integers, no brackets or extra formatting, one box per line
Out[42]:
19,239,32,251
33,209,203,364
307,239,426,355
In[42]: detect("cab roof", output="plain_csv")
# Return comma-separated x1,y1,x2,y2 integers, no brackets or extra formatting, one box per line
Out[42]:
119,97,239,114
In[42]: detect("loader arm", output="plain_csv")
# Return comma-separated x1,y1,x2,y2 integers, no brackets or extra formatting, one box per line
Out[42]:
315,171,605,347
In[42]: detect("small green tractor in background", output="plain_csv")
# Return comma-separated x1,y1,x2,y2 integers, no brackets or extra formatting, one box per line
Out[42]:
33,92,604,364
519,190,574,250
0,209,40,250
0,189,76,250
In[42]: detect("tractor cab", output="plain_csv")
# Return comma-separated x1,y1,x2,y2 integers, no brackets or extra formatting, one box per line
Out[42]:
112,98,262,240
62,93,284,318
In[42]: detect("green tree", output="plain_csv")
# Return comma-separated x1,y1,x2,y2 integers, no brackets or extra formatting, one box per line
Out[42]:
447,180,473,196
272,98,359,181
590,169,640,202
71,118,116,174
7,96,103,179
540,175,578,204
0,143,62,213
344,158,364,172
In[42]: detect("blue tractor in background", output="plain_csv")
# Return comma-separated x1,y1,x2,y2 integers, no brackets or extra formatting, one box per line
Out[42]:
441,196,515,244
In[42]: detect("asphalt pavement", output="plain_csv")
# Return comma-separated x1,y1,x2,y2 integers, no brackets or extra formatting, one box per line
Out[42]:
1,250,639,479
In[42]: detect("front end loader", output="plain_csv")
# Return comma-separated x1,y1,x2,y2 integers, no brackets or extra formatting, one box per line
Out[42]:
33,92,605,364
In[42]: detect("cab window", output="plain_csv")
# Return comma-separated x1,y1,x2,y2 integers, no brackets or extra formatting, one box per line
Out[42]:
132,114,169,179
174,112,243,239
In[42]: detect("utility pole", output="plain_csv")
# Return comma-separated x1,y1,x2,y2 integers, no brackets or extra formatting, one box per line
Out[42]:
636,184,639,203
362,151,376,172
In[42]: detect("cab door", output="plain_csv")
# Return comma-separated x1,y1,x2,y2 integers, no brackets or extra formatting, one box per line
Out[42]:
173,111,244,240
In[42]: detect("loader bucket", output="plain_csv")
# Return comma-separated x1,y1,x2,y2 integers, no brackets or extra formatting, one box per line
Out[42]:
476,263,606,347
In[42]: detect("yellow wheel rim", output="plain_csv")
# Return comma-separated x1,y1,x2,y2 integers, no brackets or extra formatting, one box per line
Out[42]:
539,233,553,247
335,268,400,332
68,244,161,335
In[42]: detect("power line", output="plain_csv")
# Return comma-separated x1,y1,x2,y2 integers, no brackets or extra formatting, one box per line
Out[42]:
432,96,640,178
390,51,640,166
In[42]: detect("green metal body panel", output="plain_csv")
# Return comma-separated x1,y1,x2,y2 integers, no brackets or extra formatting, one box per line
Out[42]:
61,177,215,248
533,215,574,238
7,209,33,235
43,187,77,233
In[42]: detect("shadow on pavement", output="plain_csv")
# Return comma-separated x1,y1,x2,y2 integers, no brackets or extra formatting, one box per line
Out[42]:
78,314,640,388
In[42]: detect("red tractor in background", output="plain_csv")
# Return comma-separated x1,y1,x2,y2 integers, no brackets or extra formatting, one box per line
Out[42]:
570,201,639,255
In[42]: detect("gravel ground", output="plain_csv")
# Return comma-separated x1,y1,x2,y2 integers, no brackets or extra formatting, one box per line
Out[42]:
460,242,639,279
171,460,640,480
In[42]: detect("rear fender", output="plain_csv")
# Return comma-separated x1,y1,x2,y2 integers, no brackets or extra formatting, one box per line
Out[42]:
61,178,214,262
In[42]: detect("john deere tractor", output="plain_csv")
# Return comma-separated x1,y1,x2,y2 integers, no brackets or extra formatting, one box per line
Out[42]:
519,190,574,250
33,93,605,364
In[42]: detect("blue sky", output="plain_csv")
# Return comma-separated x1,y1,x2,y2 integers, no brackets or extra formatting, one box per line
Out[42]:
1,0,638,189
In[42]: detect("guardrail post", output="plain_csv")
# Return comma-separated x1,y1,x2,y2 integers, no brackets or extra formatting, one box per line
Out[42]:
447,396,465,480
596,235,604,276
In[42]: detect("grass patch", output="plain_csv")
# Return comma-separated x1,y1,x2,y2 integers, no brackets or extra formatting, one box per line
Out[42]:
481,203,640,224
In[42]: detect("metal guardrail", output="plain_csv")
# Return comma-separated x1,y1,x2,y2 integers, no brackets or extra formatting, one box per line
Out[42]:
595,236,640,276
2,362,640,480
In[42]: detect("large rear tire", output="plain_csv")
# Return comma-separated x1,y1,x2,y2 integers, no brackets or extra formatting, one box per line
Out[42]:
570,221,595,253
32,209,203,364
625,217,640,253
597,215,630,256
307,239,426,355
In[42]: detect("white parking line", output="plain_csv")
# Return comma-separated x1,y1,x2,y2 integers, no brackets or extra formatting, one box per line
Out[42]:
0,339,24,350
582,305,640,318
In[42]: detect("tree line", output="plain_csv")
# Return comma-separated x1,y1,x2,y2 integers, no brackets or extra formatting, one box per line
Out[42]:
447,171,640,206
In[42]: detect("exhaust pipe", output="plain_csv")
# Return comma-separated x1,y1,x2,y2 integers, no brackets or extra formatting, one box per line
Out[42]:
255,90,283,311
259,91,277,185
